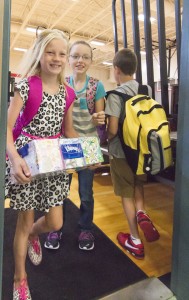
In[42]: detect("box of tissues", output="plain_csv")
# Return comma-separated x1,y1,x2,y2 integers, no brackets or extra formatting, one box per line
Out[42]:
11,139,63,183
59,136,104,170
59,138,86,170
79,137,104,165
10,136,104,183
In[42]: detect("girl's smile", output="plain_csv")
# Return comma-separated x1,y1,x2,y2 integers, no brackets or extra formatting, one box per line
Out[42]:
40,39,67,76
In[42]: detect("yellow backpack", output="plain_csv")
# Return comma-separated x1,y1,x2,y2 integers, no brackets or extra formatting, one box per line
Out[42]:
106,89,173,175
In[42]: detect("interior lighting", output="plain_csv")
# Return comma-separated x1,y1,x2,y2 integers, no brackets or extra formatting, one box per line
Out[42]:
138,14,156,23
102,61,113,66
14,47,27,52
26,27,36,33
90,40,105,46
26,27,43,34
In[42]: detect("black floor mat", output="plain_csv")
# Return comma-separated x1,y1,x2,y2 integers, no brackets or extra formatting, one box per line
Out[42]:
3,198,147,300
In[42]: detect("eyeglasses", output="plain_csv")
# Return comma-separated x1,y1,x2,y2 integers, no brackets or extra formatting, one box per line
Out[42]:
69,55,92,61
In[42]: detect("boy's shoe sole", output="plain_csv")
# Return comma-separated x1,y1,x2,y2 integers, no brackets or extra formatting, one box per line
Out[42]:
138,220,160,242
117,232,144,260
137,212,160,242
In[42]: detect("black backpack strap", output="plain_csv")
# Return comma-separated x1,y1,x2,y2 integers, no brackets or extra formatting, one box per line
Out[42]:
138,84,149,96
106,90,132,102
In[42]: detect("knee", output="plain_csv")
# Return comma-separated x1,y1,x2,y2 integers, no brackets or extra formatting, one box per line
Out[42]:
51,221,63,232
47,219,63,232
46,206,63,232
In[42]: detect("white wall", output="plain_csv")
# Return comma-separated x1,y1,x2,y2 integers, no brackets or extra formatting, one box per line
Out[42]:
141,50,178,84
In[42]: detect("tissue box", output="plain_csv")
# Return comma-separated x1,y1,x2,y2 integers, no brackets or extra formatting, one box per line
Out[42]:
59,136,104,170
59,138,86,170
79,137,104,165
11,139,63,183
10,136,104,183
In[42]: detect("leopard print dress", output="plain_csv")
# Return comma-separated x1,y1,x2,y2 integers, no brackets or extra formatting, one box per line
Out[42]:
5,78,70,212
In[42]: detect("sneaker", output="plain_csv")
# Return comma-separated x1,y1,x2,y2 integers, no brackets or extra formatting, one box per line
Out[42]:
137,211,160,242
28,237,42,265
13,278,32,300
117,232,144,259
44,231,62,250
78,231,94,251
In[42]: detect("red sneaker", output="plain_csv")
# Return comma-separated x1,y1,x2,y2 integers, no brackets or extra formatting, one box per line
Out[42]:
137,211,160,242
117,232,144,259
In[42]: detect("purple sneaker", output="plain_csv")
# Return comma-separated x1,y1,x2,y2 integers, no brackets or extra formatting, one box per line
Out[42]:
78,231,94,251
44,231,62,250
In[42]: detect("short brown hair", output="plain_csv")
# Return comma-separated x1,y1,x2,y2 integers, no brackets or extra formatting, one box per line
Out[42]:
113,48,137,76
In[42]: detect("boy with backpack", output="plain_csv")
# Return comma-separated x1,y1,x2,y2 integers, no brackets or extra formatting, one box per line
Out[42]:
105,48,160,259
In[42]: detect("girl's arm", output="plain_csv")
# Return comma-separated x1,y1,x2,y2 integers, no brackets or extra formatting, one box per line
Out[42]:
64,102,79,138
92,97,105,126
7,91,31,183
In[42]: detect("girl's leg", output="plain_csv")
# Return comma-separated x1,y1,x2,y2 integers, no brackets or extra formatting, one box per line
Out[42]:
14,210,34,286
29,205,63,239
78,168,94,231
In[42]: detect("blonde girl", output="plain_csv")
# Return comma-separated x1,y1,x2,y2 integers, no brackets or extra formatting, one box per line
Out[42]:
6,29,77,299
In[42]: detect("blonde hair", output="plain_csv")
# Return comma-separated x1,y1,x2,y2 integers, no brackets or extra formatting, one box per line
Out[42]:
19,29,69,84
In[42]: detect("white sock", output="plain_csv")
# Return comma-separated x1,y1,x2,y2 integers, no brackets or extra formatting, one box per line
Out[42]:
137,210,147,217
130,234,141,245
137,210,146,214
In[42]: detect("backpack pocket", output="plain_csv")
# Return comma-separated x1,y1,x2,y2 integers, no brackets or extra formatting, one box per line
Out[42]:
146,126,172,175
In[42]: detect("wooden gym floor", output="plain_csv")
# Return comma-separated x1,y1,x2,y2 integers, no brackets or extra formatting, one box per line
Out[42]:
70,172,174,278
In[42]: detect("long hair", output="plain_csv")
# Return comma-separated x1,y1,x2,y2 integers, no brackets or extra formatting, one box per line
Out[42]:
19,29,69,84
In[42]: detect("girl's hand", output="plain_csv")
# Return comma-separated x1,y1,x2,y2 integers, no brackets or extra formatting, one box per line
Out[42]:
88,163,102,170
11,156,32,184
92,111,105,126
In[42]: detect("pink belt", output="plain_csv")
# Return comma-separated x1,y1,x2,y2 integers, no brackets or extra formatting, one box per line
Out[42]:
21,131,61,139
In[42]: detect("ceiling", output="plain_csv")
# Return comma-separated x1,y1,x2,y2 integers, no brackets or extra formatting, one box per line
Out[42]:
10,0,181,70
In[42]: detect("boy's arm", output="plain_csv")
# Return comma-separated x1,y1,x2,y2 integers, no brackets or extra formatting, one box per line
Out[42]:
107,115,119,140
105,93,121,140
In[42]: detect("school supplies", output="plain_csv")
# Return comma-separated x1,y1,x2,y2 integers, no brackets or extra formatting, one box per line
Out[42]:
10,137,103,183
13,76,76,141
106,90,173,175
10,139,63,182
59,136,104,170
